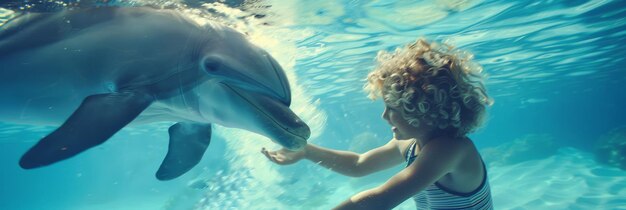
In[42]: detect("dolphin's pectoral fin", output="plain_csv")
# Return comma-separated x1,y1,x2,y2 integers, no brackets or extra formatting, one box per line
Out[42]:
19,91,153,169
156,122,212,181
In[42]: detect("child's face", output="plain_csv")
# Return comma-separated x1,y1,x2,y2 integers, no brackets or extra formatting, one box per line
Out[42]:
382,104,414,140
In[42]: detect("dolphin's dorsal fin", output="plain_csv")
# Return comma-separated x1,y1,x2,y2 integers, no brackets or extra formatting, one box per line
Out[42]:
19,91,154,169
156,122,212,181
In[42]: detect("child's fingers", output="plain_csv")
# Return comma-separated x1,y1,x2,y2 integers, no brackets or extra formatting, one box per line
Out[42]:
269,156,278,163
261,148,274,161
261,148,287,164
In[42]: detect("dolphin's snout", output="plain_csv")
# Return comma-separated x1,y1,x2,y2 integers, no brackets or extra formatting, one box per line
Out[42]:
222,83,310,150
273,116,310,150
289,118,311,140
282,121,310,151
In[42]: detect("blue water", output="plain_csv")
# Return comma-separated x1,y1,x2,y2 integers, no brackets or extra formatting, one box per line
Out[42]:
1,0,626,209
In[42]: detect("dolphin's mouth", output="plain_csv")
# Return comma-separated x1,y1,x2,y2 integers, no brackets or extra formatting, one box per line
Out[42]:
222,83,310,149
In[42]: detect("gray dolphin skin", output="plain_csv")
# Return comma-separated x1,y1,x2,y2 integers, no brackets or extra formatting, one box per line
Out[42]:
0,7,310,180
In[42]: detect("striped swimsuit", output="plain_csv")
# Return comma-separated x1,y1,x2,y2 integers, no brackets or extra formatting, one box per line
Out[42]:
405,140,494,210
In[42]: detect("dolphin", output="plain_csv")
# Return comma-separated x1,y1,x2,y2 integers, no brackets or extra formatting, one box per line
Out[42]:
0,7,310,180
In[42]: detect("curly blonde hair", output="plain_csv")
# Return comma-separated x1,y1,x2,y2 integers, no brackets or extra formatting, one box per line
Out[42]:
365,39,493,137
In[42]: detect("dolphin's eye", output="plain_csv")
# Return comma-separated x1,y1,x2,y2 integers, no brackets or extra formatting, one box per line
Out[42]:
204,61,220,72
202,56,222,73
205,65,218,72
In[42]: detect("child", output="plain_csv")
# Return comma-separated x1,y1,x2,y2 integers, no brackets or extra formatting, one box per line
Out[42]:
262,39,494,210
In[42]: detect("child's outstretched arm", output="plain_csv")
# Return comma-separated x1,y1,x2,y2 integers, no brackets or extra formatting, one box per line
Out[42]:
333,137,467,210
261,139,405,177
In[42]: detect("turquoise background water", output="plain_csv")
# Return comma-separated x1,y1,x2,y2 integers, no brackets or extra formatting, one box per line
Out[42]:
1,0,625,209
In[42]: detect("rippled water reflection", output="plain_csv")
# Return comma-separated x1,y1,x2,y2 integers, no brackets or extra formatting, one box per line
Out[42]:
1,0,625,209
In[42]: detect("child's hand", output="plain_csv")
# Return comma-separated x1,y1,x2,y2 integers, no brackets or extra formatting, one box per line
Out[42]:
261,147,305,165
